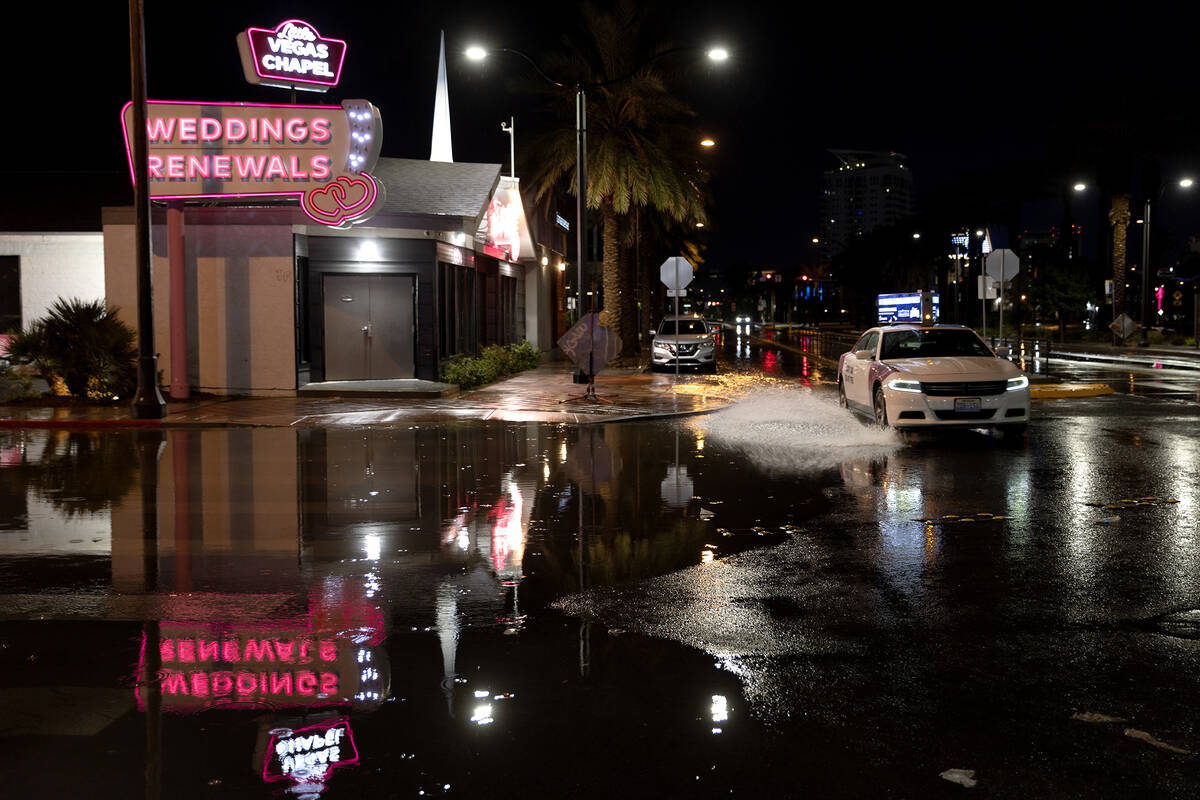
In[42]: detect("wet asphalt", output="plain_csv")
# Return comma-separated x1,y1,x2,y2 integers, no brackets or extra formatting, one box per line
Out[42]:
0,333,1199,797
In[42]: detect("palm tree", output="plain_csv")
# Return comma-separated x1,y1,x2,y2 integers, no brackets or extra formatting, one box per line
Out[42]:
526,1,711,357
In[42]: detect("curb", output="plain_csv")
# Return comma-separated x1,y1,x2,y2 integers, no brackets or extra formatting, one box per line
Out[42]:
0,418,164,429
1031,383,1114,399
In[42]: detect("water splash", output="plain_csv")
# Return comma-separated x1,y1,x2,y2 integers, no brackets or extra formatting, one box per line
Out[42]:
696,388,901,474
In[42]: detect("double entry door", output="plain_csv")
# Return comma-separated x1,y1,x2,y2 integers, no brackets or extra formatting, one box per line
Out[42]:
323,274,415,380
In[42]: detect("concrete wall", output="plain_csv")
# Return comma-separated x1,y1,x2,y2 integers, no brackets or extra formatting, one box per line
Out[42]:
0,233,105,330
103,208,296,396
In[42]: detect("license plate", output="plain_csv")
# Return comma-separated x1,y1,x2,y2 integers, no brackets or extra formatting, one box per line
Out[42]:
955,398,981,412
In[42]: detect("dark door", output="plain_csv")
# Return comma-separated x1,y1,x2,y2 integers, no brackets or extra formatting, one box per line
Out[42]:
323,275,415,380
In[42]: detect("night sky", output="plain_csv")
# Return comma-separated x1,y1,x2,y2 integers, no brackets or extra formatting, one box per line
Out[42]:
6,2,1197,268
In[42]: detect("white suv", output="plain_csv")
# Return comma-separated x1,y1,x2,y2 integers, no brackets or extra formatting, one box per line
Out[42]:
837,324,1030,435
652,315,717,373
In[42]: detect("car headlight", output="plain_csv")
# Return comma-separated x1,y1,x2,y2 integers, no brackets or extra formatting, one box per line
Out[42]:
886,377,923,393
1006,375,1029,391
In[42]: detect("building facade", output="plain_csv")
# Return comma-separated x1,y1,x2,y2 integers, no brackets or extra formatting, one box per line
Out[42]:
103,157,551,396
819,150,914,259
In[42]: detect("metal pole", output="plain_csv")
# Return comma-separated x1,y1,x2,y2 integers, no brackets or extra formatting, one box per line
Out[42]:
998,251,1005,347
576,86,588,378
129,0,165,419
1139,198,1152,347
501,117,515,179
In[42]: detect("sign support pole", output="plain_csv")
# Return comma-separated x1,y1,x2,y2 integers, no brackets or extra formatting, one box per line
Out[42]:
129,0,164,419
674,261,680,386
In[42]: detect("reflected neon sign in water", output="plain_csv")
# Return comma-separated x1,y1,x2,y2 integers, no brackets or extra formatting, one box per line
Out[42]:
137,623,382,712
263,718,359,783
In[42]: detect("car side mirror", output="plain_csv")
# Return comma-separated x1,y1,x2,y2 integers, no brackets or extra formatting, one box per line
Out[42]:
648,330,656,337
855,350,873,360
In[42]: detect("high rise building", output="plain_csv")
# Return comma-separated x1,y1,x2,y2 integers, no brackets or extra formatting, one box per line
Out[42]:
818,150,914,259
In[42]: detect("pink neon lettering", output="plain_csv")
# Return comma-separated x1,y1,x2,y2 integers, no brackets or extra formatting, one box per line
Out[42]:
187,155,210,179
225,118,247,142
274,640,295,661
147,155,163,178
179,118,198,141
211,672,234,695
299,640,312,662
198,640,220,661
235,155,266,179
289,156,308,180
296,671,317,695
270,672,294,695
236,671,258,694
161,671,189,695
177,640,195,662
146,117,176,142
213,155,232,179
166,156,185,179
285,118,307,141
319,640,337,662
200,118,222,141
260,117,282,142
265,155,288,179
190,672,209,696
320,672,338,694
243,640,276,662
159,639,175,662
311,156,330,180
222,639,241,662
309,118,331,142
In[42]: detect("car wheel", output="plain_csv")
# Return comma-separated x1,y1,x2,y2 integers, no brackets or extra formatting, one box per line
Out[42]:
837,378,847,408
873,386,889,429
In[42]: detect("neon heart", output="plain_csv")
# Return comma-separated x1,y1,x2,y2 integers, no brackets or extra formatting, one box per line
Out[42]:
302,173,378,226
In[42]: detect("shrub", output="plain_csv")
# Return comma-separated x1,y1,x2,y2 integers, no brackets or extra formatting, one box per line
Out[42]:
5,299,138,400
441,340,542,389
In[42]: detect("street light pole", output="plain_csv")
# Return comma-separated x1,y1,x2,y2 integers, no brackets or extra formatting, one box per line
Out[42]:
1138,196,1152,347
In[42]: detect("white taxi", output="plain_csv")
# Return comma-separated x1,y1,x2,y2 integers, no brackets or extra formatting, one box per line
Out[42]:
837,324,1030,436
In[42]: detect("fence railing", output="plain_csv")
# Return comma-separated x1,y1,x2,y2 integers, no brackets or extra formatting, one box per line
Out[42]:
760,325,1054,368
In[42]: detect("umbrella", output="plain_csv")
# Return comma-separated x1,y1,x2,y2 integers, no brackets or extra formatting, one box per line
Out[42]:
557,313,622,376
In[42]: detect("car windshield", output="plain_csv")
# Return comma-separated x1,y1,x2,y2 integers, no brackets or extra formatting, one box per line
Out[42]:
879,329,992,359
659,320,707,335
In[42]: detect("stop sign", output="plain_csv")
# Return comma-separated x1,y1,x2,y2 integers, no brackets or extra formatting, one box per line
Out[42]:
985,249,1020,281
660,256,694,290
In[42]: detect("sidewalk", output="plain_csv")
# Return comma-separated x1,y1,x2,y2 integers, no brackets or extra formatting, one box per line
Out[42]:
0,365,733,429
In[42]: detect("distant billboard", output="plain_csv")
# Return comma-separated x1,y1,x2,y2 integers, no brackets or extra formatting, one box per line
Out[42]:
877,292,939,324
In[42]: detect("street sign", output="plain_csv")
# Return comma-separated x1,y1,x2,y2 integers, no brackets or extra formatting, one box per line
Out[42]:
985,249,1020,281
660,256,694,290
666,289,687,297
1110,313,1137,340
977,275,997,299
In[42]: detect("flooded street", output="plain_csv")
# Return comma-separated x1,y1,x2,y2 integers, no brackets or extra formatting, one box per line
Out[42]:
2,371,1200,797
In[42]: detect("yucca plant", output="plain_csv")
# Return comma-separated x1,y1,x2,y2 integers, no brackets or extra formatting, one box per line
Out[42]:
6,298,138,400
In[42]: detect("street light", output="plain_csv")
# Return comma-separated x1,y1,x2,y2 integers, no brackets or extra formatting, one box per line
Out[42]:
466,42,728,366
1138,176,1194,347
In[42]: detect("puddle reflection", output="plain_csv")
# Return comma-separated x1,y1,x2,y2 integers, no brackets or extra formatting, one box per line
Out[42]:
0,420,837,797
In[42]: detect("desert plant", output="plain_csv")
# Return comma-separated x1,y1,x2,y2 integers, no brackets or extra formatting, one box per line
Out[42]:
5,299,138,400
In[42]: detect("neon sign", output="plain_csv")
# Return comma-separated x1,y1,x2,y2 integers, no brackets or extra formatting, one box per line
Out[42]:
121,99,384,227
263,718,359,783
480,177,532,262
237,20,347,92
136,625,388,712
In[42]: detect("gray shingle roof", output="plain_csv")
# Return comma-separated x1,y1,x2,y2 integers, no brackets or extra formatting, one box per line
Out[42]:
372,158,501,220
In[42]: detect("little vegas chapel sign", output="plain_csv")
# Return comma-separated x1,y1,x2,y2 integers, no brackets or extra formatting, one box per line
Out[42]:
121,99,385,228
237,19,347,92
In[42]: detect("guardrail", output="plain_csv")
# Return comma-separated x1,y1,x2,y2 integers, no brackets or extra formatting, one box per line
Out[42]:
755,325,1054,366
